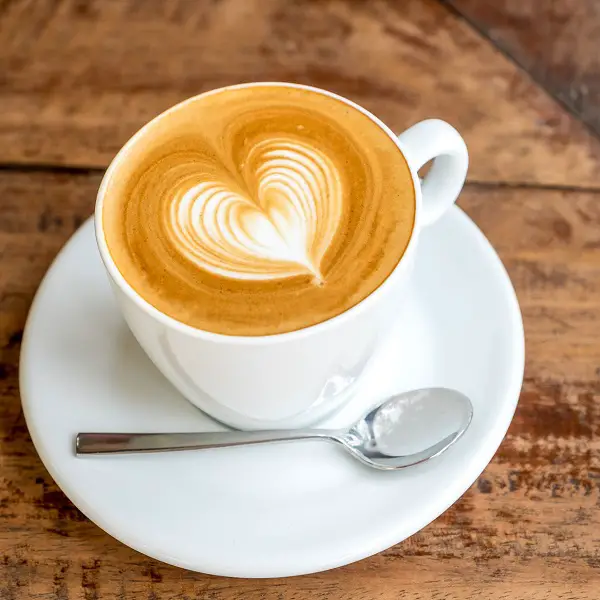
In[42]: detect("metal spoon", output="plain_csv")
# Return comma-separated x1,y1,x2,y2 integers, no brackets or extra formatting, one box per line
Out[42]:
76,387,473,470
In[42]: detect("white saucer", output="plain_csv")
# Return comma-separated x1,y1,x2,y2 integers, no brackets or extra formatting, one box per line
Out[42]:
20,207,524,578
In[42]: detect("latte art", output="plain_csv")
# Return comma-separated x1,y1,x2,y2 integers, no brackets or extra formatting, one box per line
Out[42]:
166,136,342,282
102,85,415,335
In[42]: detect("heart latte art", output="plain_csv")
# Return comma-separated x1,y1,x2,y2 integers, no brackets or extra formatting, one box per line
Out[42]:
102,85,415,335
168,137,342,282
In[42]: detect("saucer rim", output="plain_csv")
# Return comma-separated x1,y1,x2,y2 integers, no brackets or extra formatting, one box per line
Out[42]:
19,207,525,577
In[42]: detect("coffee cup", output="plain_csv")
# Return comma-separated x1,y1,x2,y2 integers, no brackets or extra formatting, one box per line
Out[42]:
95,82,468,430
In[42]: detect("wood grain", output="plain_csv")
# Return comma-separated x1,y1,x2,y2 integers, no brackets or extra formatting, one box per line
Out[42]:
1,171,599,597
2,0,600,187
447,0,600,137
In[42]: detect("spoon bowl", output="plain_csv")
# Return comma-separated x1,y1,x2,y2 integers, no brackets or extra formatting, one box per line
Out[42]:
338,388,473,469
76,387,473,470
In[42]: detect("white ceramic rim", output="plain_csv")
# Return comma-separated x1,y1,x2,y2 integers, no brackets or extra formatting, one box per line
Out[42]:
94,82,423,346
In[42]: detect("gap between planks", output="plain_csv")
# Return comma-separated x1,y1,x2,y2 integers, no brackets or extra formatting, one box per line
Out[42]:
440,0,600,145
2,161,600,195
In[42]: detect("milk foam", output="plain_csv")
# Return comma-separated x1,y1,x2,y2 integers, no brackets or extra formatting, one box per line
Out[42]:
167,137,342,282
102,84,416,335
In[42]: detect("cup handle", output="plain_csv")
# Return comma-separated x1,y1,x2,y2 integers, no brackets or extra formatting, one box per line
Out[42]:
397,119,468,227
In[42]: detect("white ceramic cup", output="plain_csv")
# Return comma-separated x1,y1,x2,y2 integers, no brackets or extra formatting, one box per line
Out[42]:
95,83,468,430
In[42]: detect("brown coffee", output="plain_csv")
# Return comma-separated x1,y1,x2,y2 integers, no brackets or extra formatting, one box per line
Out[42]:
102,84,415,335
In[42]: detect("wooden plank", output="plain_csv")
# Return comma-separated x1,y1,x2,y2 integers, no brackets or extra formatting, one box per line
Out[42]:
1,0,600,186
1,170,599,597
447,0,600,136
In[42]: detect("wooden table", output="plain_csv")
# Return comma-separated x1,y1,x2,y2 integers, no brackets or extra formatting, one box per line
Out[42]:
1,1,599,597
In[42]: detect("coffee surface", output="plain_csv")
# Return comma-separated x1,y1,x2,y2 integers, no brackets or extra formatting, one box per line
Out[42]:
102,85,415,335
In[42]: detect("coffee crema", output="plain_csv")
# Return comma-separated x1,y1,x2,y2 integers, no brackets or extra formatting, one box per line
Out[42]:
102,84,415,335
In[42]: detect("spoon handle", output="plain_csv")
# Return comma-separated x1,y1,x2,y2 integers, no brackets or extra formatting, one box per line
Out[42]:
76,430,340,455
